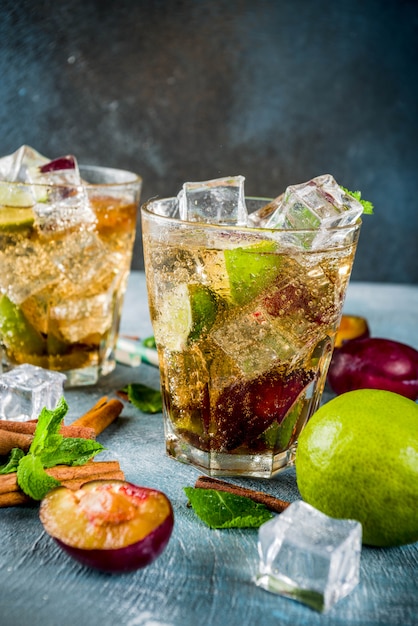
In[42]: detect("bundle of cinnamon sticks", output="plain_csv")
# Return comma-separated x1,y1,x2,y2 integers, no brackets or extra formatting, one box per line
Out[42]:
0,396,125,507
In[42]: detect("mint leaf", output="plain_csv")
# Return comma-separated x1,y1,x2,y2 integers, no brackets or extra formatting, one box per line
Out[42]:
341,186,374,215
15,396,107,499
29,396,105,468
184,487,274,529
142,335,156,348
29,396,69,456
122,383,162,413
0,448,25,474
40,437,105,468
17,454,61,500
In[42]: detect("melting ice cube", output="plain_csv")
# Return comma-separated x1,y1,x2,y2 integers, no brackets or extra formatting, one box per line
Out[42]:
256,500,362,612
0,364,66,421
178,176,247,225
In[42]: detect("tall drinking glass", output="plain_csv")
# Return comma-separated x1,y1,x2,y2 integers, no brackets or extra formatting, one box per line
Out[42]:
0,165,142,386
142,197,360,478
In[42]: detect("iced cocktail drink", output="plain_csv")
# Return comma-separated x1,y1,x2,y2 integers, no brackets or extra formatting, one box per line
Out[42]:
142,176,362,477
0,147,142,386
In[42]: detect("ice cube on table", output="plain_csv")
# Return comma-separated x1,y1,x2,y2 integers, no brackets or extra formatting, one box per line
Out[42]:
256,500,362,612
0,364,66,422
265,174,363,231
178,176,247,225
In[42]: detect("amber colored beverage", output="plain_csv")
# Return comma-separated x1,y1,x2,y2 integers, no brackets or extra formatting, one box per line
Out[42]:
142,197,360,478
0,166,141,386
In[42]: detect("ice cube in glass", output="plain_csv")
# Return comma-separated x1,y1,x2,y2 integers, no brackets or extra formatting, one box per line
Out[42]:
256,500,362,612
266,174,363,229
0,364,66,422
0,145,49,183
178,175,247,225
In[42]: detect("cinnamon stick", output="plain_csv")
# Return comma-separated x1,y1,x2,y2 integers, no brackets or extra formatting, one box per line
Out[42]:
0,397,125,507
0,420,96,440
194,475,290,514
0,396,123,445
0,460,125,507
72,396,124,435
0,430,33,455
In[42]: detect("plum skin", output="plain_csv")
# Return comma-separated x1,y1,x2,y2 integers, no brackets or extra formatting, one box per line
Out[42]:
328,337,418,400
55,513,174,573
40,480,174,574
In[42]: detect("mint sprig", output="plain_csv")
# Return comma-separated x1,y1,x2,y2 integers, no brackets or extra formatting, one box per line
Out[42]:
184,487,274,529
2,396,105,500
17,455,62,501
0,447,24,474
341,186,374,215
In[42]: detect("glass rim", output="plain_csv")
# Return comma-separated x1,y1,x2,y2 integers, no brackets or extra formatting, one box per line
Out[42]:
0,164,142,190
78,164,142,187
141,195,362,234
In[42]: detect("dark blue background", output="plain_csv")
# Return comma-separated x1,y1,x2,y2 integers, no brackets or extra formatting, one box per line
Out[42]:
1,0,417,282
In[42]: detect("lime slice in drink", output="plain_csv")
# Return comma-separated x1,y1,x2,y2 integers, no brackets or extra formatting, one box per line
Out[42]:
0,295,46,356
0,184,35,208
224,240,282,305
155,283,218,351
0,207,35,231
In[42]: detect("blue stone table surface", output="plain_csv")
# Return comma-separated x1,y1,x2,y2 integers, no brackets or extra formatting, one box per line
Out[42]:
1,272,417,626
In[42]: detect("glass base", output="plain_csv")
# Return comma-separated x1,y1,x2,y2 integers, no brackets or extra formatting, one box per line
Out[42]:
165,433,297,478
2,355,117,388
63,357,116,387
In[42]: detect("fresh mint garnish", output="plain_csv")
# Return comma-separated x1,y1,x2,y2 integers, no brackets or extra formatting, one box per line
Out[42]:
39,436,105,468
341,186,374,215
122,383,162,414
29,397,69,457
1,396,105,500
184,487,274,529
17,454,61,501
0,447,24,474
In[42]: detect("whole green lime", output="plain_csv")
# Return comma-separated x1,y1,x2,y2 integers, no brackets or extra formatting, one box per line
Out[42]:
295,389,418,547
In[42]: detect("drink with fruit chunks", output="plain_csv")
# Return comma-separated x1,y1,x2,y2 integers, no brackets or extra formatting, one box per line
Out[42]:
142,196,361,478
0,164,142,386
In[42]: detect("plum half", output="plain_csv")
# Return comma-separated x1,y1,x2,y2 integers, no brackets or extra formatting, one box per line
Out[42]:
328,337,418,400
39,480,174,573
